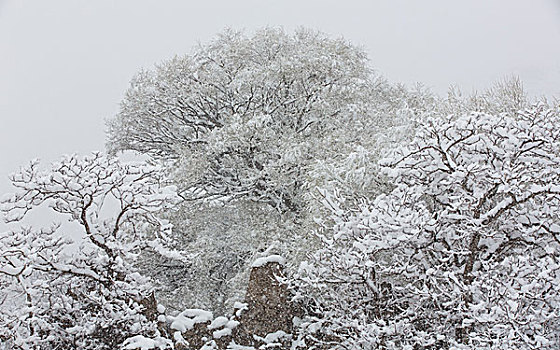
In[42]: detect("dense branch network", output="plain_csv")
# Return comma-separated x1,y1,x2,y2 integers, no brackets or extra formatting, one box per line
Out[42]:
293,104,560,349
0,153,183,349
106,28,385,213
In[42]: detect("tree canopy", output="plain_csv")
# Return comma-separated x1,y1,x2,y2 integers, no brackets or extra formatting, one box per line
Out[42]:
106,28,405,212
293,104,560,349
0,154,183,349
106,28,424,313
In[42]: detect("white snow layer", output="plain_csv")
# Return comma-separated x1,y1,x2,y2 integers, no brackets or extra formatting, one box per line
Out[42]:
170,309,213,332
251,255,286,267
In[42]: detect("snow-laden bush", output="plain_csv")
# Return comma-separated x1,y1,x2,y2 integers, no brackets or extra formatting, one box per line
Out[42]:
0,153,185,349
293,104,560,349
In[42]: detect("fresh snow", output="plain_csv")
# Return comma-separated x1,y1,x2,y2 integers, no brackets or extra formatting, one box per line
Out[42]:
251,255,286,267
170,309,213,332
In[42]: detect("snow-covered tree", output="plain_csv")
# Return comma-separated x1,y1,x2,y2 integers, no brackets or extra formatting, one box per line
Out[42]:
440,76,528,119
105,27,427,313
0,153,183,349
293,104,560,349
106,27,383,211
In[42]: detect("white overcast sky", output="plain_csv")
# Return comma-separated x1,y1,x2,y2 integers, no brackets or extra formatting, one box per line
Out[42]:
1,0,560,229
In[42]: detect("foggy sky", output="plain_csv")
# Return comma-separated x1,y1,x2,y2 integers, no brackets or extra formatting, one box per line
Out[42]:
1,0,559,229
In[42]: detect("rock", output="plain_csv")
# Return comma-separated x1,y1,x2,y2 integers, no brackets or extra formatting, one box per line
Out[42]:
233,259,297,347
167,257,300,349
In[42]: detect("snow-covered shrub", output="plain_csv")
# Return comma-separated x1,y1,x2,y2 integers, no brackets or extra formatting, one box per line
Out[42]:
293,104,560,349
0,153,184,349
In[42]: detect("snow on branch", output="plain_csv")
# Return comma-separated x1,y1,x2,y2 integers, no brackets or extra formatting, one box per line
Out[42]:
294,104,560,349
0,153,186,349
